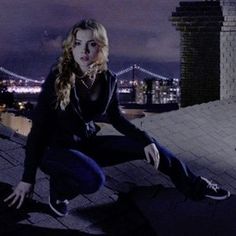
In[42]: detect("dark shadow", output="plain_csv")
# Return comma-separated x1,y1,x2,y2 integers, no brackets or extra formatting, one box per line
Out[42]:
0,182,105,236
72,190,156,236
7,180,235,236
124,185,236,236
1,225,105,236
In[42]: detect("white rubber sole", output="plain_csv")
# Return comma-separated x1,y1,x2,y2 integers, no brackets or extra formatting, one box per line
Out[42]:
205,191,231,200
48,196,68,217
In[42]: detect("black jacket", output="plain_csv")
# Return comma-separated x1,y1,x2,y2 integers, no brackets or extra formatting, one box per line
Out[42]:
22,68,153,183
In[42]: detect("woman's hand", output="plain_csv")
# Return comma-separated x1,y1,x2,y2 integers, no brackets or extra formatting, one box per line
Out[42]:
4,181,34,209
144,143,160,170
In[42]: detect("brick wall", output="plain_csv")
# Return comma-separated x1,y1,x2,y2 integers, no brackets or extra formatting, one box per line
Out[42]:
171,1,236,107
220,2,236,99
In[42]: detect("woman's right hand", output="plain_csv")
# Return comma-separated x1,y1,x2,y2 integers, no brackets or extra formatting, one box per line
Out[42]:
3,181,34,209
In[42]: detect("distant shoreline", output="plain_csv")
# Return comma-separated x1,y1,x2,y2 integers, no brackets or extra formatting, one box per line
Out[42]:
0,108,146,137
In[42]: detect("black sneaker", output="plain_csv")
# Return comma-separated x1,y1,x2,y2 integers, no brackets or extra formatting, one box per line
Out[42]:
49,177,69,217
201,177,230,200
48,196,69,217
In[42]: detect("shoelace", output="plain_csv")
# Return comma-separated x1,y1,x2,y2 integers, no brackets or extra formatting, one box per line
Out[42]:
207,182,219,192
202,177,219,192
56,199,69,205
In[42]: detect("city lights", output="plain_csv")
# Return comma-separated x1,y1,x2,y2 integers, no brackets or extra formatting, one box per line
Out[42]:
7,86,42,94
0,65,180,108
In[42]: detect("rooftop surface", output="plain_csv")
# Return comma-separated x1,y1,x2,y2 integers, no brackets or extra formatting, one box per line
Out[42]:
0,98,236,236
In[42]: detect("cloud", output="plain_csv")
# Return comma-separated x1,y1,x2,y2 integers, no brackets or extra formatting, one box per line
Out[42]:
109,27,179,62
0,0,184,77
41,34,63,54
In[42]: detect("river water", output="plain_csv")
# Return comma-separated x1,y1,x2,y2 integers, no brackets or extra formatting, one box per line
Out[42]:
0,112,32,136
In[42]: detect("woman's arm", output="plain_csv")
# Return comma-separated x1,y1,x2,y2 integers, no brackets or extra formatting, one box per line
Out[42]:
106,82,153,146
4,68,57,209
106,81,160,169
22,68,57,184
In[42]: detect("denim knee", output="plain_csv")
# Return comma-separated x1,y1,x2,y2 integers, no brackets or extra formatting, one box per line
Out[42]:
41,147,106,194
82,170,106,194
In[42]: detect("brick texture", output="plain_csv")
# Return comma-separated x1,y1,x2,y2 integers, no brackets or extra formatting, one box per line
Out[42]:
171,1,236,107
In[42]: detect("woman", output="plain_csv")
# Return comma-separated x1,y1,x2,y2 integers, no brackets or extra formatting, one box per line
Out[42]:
4,19,230,217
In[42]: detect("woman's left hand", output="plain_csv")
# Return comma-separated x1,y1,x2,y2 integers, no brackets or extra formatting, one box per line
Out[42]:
144,143,160,170
4,181,34,209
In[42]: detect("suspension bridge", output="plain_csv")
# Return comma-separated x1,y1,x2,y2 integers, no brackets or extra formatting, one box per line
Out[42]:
116,64,172,81
0,67,43,84
0,65,174,85
0,65,180,108
0,66,179,105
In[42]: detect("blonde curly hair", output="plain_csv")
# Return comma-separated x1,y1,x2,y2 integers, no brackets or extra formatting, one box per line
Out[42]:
55,19,109,110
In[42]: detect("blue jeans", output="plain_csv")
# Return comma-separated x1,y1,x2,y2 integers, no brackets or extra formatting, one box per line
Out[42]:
40,135,200,200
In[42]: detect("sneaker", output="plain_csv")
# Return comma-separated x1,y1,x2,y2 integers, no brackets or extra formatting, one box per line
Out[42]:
201,177,230,200
49,177,70,217
48,196,69,217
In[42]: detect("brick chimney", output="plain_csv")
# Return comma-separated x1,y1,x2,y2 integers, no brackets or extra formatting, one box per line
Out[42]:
171,0,236,107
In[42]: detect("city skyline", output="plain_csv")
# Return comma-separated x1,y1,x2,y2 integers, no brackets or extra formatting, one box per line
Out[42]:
0,0,192,79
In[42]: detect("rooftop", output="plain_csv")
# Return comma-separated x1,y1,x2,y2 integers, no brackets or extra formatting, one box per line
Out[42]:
0,97,236,235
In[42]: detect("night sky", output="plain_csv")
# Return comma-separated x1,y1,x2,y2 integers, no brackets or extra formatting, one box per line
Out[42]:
0,0,191,80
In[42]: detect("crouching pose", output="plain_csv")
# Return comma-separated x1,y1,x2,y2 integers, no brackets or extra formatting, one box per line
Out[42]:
4,19,230,217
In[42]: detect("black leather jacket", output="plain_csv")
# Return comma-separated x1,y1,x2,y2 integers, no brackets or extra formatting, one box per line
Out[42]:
22,67,152,183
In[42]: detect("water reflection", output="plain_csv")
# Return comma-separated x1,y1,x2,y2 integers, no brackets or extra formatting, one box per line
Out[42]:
0,112,31,136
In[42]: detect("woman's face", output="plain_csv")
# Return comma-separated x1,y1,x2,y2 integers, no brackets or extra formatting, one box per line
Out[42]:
72,29,99,73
